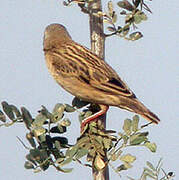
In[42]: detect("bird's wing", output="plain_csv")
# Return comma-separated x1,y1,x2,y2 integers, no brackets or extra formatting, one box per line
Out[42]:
50,42,135,98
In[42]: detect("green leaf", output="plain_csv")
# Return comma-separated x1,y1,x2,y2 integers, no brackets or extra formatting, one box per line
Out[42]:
146,161,156,171
143,167,157,178
1,101,15,120
94,155,106,170
84,110,93,119
53,103,64,113
144,142,157,152
45,135,53,149
129,134,148,145
122,135,129,144
51,148,64,160
30,149,41,159
134,11,147,24
10,105,21,118
29,149,49,169
64,104,76,112
38,134,46,143
156,158,162,172
52,104,65,123
26,154,37,165
120,10,127,15
123,119,132,135
52,137,68,146
21,107,33,129
32,113,47,127
140,12,147,21
122,24,130,36
89,122,98,134
117,0,134,11
66,146,78,158
33,127,46,137
33,169,41,173
120,153,136,163
75,148,88,159
59,157,73,167
58,167,73,173
139,132,149,136
58,124,67,133
76,136,90,147
50,125,66,134
79,110,93,123
116,164,128,171
94,135,103,145
39,149,49,160
40,162,50,171
110,150,122,161
87,149,96,162
124,162,132,169
132,115,139,132
40,106,53,119
38,150,50,170
103,18,111,24
54,140,61,150
134,14,142,24
103,138,112,150
60,118,71,127
78,112,85,123
24,161,34,169
110,153,118,161
108,1,114,17
117,162,133,172
26,133,36,148
112,13,117,23
0,109,6,122
97,131,117,141
129,32,143,41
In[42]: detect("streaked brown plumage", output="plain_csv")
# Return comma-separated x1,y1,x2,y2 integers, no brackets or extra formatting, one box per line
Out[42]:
43,23,160,127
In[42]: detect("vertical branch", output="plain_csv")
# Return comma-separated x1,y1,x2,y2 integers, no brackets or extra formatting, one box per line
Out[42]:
89,0,105,59
88,1,109,180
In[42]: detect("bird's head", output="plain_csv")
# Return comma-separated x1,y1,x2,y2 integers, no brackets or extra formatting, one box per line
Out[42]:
43,23,72,50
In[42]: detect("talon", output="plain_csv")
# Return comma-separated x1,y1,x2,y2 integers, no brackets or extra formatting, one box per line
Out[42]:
80,105,109,132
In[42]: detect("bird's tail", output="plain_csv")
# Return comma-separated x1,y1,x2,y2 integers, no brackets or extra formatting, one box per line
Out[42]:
118,97,160,124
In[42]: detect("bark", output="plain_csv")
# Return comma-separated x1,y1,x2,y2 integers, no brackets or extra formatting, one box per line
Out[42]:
88,1,109,180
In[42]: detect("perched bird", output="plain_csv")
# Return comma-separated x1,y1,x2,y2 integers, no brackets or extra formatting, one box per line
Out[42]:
43,23,160,129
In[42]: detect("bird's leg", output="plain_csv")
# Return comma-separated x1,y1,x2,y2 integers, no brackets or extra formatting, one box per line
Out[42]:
80,104,109,132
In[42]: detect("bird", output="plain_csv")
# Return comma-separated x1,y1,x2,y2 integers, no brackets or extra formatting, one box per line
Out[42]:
43,23,160,130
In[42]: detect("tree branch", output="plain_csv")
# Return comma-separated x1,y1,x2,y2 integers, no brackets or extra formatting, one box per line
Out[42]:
88,0,109,180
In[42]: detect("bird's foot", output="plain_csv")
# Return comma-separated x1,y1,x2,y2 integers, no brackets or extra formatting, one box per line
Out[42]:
80,104,109,133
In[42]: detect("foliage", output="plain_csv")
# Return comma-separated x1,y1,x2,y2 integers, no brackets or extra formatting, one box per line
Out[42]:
128,159,175,180
1,0,174,179
63,0,152,41
1,100,168,179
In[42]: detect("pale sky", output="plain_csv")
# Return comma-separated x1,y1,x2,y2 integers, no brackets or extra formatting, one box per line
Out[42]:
0,0,178,180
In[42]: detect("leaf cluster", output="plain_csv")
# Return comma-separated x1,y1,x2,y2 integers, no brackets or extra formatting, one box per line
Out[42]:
0,101,76,172
128,159,175,180
0,100,157,175
106,115,157,174
101,0,151,41
63,0,152,41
